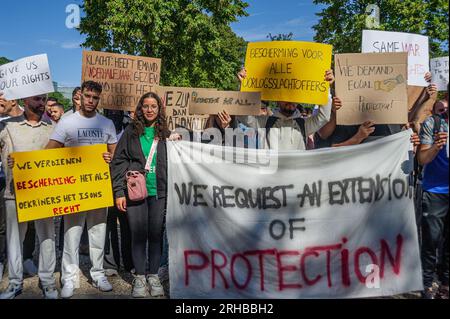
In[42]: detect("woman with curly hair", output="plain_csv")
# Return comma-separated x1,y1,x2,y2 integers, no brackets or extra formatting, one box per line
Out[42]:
111,92,171,298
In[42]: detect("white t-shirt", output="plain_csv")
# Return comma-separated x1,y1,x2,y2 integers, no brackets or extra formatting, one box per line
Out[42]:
50,111,117,147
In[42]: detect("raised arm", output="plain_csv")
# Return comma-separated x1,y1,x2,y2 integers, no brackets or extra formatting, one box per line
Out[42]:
305,69,334,136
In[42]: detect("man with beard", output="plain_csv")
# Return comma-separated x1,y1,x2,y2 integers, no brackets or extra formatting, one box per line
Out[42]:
236,68,334,150
0,93,58,299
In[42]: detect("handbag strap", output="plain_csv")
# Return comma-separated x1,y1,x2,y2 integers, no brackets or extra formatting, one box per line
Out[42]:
144,138,159,171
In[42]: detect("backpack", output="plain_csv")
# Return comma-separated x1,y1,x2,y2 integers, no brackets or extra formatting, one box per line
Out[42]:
264,116,307,148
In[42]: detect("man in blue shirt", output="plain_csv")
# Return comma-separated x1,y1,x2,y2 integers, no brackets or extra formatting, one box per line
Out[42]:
418,98,449,299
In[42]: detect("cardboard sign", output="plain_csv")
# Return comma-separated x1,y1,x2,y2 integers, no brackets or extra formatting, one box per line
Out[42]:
362,30,429,87
81,50,161,111
335,52,408,125
189,91,261,115
12,144,114,222
430,57,449,91
0,54,54,100
154,86,210,132
167,130,422,298
241,41,332,105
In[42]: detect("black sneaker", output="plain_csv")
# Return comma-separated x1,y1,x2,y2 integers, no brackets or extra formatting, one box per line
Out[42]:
435,285,449,299
421,287,435,299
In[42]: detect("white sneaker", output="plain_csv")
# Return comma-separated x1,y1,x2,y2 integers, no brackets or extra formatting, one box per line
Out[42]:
93,276,113,292
147,274,164,297
42,285,59,299
0,284,23,299
23,259,38,276
131,275,147,298
60,282,74,299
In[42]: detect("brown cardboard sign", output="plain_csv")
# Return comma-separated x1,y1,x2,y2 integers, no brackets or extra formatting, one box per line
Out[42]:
154,86,210,132
81,50,161,111
335,52,408,125
189,91,261,116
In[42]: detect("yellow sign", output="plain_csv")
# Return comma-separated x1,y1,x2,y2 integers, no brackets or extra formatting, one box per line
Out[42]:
241,41,332,105
12,144,114,222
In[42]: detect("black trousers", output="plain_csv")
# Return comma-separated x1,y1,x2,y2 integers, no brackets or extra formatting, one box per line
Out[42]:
127,196,166,275
104,206,133,271
421,191,449,288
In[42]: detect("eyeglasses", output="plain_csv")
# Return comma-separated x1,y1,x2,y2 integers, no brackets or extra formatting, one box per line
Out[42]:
142,104,158,111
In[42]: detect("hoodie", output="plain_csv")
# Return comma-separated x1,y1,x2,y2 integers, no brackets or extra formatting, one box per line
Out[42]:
237,94,332,150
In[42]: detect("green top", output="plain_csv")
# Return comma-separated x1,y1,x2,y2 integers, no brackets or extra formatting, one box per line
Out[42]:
139,126,157,196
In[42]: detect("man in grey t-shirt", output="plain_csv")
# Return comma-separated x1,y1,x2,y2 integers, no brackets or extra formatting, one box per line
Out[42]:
46,81,117,298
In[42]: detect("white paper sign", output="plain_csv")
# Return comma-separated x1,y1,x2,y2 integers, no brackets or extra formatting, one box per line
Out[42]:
167,130,422,298
0,54,54,100
362,30,429,87
430,57,449,91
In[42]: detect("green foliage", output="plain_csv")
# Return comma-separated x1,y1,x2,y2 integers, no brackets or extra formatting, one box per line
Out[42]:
78,0,249,90
48,92,72,111
313,0,449,57
0,57,12,66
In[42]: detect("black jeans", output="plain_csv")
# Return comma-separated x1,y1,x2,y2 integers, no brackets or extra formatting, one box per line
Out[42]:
104,206,133,272
421,191,449,288
127,196,166,275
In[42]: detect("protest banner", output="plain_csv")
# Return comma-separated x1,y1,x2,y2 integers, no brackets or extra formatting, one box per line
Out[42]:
430,57,449,91
189,90,261,115
240,41,332,105
335,52,408,125
81,50,161,111
154,86,210,132
167,130,422,298
12,144,114,222
362,30,429,87
0,54,54,100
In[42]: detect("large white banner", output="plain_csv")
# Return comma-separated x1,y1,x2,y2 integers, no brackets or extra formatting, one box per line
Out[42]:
430,57,449,91
167,130,422,299
0,54,54,100
362,30,429,87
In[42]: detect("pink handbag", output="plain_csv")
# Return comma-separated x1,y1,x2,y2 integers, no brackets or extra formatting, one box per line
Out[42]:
126,171,148,201
126,138,158,201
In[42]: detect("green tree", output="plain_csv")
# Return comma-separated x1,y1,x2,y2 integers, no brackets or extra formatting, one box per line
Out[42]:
313,0,449,57
0,57,12,65
78,0,249,90
48,92,72,111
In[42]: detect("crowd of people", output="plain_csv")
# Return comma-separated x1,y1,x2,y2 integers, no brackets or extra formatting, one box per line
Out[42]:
0,64,448,299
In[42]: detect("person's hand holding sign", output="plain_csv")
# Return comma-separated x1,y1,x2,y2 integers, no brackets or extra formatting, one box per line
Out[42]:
116,197,127,212
332,97,342,112
324,69,334,85
433,131,448,150
217,110,232,129
168,132,182,141
424,71,432,83
426,83,438,97
237,67,247,83
356,121,375,142
102,152,112,164
7,155,14,169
